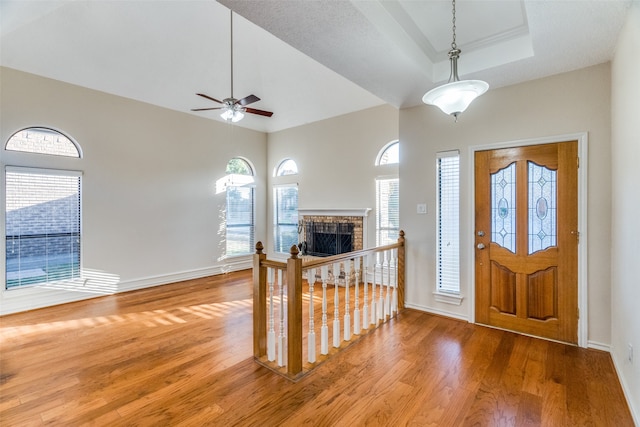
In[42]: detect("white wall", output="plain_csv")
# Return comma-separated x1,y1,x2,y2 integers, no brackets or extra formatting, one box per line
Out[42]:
265,105,399,257
611,1,640,422
399,63,613,345
0,67,267,314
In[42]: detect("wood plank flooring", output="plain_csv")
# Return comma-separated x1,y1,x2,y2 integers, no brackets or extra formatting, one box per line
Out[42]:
0,270,634,426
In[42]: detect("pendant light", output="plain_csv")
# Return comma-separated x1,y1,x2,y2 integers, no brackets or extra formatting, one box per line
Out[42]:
422,0,489,121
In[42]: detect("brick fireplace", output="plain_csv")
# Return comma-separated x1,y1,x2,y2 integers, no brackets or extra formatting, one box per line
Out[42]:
298,208,371,257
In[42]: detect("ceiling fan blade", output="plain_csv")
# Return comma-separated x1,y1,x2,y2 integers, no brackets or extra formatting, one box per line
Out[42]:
245,107,273,117
236,94,260,106
191,107,223,111
196,93,223,104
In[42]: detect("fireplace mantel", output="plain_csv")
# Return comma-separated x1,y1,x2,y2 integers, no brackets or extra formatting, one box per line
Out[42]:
298,208,371,217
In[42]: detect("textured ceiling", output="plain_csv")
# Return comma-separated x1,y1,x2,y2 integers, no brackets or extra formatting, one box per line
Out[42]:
0,0,633,133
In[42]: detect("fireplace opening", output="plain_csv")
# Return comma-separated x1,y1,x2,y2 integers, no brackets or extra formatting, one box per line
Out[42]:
304,222,354,257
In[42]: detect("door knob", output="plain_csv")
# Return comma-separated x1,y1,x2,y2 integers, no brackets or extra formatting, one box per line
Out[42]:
477,231,485,237
477,243,486,250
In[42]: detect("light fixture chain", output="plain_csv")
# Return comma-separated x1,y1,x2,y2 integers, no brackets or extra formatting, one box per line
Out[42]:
451,0,457,49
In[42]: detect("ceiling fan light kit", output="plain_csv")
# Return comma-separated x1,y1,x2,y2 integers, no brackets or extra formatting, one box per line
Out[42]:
423,0,489,121
220,107,245,122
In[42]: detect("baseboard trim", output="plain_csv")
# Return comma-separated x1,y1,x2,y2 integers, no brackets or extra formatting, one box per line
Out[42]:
404,302,469,322
610,348,640,426
0,259,252,316
116,259,251,293
586,340,611,352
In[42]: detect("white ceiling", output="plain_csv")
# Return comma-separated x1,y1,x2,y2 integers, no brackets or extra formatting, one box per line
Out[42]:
0,0,632,133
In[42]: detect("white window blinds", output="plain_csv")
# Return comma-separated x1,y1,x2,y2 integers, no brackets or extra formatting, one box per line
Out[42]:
437,151,460,293
274,185,298,253
226,186,255,256
5,167,82,288
376,177,399,246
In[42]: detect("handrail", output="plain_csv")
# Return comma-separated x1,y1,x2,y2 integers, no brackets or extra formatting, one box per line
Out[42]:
301,241,402,269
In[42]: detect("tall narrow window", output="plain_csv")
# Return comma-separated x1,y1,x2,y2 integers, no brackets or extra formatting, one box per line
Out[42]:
4,128,82,289
376,178,399,246
274,185,298,253
226,158,255,256
375,141,399,246
436,151,460,293
273,159,299,254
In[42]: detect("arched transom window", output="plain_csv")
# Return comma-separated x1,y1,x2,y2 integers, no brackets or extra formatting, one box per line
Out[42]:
6,127,81,158
275,158,298,176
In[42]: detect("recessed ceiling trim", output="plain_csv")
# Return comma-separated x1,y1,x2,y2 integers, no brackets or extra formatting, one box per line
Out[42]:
351,0,435,78
432,32,534,83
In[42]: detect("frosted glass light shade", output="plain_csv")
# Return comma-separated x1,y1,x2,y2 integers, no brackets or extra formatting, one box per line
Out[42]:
422,79,489,116
220,108,245,122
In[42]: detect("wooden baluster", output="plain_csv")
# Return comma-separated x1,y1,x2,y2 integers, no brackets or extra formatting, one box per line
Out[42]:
333,262,341,348
307,268,316,364
353,257,361,334
384,250,391,320
277,269,286,367
267,268,276,361
378,252,384,321
287,245,302,376
370,253,377,326
343,260,351,341
362,255,369,330
320,265,329,355
253,242,267,358
391,248,398,316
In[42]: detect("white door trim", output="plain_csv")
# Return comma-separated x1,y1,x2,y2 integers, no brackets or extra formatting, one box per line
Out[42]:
468,132,588,348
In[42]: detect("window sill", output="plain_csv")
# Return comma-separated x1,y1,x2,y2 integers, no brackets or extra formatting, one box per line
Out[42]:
433,291,464,306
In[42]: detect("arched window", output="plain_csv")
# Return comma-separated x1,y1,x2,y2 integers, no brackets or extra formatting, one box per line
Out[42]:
275,158,298,176
225,158,255,256
375,141,399,246
4,127,82,289
226,157,253,175
6,127,81,158
375,140,399,166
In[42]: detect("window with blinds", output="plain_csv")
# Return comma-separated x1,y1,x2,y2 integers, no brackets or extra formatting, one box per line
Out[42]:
376,177,399,246
226,186,255,256
225,157,255,257
5,168,82,288
274,184,298,253
437,151,460,293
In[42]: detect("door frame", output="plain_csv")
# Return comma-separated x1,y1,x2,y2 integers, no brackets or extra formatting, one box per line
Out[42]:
468,132,588,347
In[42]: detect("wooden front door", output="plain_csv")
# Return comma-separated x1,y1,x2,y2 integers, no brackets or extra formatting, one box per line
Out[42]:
474,141,579,344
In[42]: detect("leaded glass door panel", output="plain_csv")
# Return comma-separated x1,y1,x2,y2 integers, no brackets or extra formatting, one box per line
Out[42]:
475,141,578,344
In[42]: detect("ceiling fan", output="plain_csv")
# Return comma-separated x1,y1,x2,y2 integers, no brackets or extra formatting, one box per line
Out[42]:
191,10,273,123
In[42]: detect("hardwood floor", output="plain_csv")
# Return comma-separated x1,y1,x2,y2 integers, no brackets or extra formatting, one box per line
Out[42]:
0,270,634,426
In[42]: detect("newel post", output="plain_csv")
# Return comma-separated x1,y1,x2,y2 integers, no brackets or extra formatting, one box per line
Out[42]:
287,244,303,376
253,242,267,358
397,230,405,310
